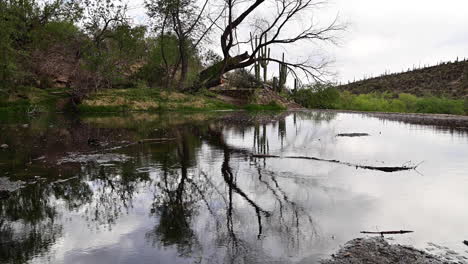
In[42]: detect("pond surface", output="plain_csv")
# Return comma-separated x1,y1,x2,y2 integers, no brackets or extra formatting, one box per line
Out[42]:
1,111,468,264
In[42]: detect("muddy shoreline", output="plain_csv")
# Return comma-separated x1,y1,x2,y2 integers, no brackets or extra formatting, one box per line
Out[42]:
311,109,468,129
321,237,463,264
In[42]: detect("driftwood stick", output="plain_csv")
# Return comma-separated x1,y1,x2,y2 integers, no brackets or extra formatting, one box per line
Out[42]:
361,230,414,236
251,154,419,173
138,138,176,143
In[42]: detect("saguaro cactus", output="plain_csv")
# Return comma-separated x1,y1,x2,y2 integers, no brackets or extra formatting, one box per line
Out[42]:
259,34,270,82
250,33,261,81
273,77,279,91
250,33,270,82
279,53,288,91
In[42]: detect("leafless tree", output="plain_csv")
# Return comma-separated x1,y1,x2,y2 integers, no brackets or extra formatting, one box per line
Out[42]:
195,0,344,90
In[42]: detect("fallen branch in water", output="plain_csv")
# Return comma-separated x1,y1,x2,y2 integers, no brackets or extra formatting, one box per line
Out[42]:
361,230,414,237
251,154,420,172
336,133,370,137
137,138,176,144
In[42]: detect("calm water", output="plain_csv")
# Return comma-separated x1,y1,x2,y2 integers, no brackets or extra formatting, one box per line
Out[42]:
1,111,468,264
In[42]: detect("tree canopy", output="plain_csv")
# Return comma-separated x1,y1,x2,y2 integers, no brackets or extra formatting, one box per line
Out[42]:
0,0,342,96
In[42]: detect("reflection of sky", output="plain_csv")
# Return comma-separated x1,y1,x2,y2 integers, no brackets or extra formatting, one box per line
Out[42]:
27,112,468,263
225,112,468,258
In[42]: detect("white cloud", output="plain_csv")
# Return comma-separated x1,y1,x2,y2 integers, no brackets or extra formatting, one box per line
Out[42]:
328,0,468,82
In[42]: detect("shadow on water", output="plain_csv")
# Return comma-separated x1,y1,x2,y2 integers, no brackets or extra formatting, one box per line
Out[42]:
1,110,468,263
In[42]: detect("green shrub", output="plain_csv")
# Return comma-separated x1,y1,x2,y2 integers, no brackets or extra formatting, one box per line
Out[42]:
226,69,262,88
414,96,464,115
292,84,340,109
244,101,285,111
334,91,465,115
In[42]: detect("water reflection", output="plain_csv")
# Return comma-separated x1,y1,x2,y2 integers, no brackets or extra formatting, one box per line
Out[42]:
0,111,467,263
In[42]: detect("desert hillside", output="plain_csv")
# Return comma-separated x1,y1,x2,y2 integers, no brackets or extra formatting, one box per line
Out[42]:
338,60,468,98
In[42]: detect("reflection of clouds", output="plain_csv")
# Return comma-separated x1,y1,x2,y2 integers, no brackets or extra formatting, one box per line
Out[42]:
31,190,155,263
224,111,468,260
10,111,468,263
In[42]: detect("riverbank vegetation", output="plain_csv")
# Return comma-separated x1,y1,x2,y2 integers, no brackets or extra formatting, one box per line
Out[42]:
1,0,466,116
78,88,235,112
1,0,341,114
291,85,467,115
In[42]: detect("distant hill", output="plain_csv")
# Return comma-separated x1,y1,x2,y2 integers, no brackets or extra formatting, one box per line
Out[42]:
338,60,468,98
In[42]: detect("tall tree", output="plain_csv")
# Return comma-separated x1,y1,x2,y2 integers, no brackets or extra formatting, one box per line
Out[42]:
195,0,343,90
145,0,223,89
81,0,128,51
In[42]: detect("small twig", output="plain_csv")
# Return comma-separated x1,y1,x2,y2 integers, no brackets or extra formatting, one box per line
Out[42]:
414,160,425,168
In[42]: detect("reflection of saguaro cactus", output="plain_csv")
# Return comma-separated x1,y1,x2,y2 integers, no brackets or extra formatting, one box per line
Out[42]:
279,53,288,91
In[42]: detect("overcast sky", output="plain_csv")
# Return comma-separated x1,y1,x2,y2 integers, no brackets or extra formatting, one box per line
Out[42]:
128,0,468,83
329,0,468,83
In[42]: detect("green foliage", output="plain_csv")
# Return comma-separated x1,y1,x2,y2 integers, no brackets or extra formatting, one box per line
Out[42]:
337,92,465,115
196,88,218,98
33,21,80,47
78,88,237,113
292,84,466,115
135,34,202,88
292,84,340,109
244,101,286,111
0,0,82,88
225,69,261,88
0,86,69,113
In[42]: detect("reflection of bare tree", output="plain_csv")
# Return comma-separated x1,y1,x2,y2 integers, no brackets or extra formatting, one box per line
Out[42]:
1,111,336,263
222,147,270,239
146,129,204,257
0,181,91,263
254,159,317,250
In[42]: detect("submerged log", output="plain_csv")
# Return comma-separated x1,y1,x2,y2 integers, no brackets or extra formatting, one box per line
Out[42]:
251,154,419,173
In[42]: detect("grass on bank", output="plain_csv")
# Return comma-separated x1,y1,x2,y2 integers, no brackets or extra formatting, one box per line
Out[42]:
0,86,69,113
292,87,467,115
243,101,286,111
0,86,289,114
79,88,288,113
78,88,236,112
